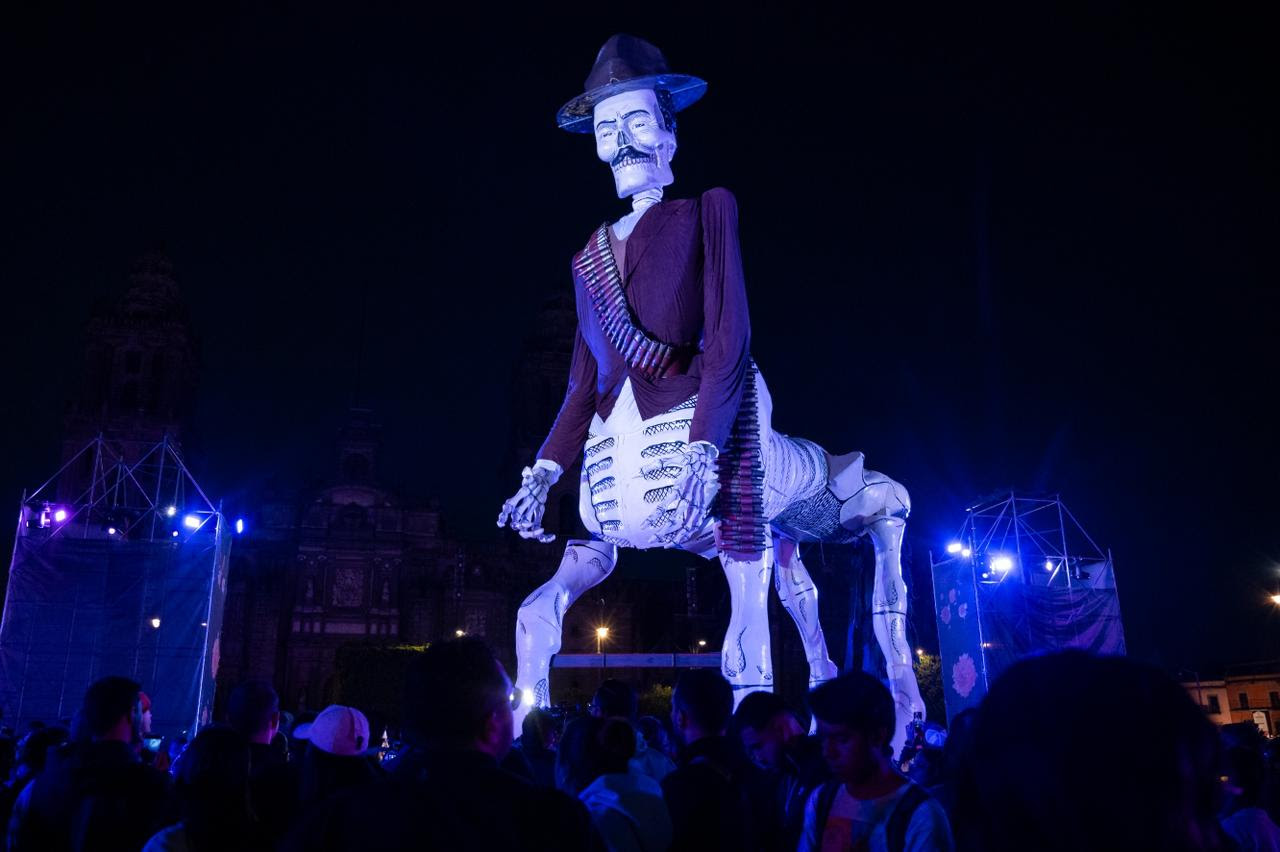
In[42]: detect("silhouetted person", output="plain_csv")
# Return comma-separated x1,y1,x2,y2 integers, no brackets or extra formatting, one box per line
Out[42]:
0,726,68,831
1220,734,1280,850
515,707,562,788
226,679,299,844
953,651,1228,851
142,726,265,851
293,704,379,809
7,676,176,851
662,669,770,851
282,637,598,850
558,715,673,852
637,715,678,764
800,671,952,852
591,678,676,782
734,690,829,850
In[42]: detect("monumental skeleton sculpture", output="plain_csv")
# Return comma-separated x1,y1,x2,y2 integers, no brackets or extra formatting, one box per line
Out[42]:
496,34,923,752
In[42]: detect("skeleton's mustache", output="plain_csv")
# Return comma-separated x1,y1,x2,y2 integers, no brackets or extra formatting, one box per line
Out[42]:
611,146,655,169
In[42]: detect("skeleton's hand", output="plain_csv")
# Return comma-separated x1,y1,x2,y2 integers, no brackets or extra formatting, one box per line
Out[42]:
497,460,562,544
645,441,720,546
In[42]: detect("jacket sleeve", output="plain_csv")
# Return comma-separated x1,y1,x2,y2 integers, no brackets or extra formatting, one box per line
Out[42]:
536,267,599,469
689,187,751,450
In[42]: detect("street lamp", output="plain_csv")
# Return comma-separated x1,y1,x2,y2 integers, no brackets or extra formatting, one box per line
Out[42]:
697,639,707,649
596,626,609,654
455,629,466,637
1270,595,1280,606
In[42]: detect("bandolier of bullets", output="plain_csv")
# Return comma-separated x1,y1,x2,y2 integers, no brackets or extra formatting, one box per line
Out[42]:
574,225,681,380
715,362,767,555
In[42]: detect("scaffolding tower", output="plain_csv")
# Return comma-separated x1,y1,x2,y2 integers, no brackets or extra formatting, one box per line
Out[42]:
1,435,231,735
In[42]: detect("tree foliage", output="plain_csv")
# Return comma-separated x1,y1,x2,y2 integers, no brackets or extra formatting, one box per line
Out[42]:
333,642,429,732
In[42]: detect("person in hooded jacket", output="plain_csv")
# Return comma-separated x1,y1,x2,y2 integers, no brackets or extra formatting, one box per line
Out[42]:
558,715,672,852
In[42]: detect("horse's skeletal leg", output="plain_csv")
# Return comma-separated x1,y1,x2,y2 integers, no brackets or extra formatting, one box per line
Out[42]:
774,536,839,689
719,543,775,708
513,539,618,729
869,515,925,757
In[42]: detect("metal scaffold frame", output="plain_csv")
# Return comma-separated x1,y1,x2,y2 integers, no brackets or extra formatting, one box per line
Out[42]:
16,434,221,549
938,491,1115,591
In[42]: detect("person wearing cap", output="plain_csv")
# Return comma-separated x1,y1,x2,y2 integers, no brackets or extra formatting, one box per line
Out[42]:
280,638,597,851
497,34,921,751
292,704,379,810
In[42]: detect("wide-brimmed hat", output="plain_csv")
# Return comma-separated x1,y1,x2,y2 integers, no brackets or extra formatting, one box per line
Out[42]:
556,34,707,133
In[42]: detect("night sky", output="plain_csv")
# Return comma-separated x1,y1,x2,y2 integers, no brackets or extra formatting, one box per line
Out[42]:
2,4,1274,676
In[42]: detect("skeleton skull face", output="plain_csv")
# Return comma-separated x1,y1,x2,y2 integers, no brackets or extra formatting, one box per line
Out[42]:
593,88,676,199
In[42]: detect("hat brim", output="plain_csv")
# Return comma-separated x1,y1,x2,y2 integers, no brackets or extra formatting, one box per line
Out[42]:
556,74,707,133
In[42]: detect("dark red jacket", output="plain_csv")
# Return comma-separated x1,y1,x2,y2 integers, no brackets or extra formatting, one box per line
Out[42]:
538,187,752,468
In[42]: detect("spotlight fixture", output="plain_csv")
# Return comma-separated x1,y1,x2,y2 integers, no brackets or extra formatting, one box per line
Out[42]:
991,555,1014,573
150,617,161,629
183,515,201,530
165,506,177,518
234,518,245,535
53,508,68,523
946,542,962,554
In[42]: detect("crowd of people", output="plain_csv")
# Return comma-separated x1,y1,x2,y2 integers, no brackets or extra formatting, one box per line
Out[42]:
2,641,1279,850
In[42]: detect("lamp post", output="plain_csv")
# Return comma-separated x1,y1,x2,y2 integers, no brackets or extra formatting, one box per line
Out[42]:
596,626,609,655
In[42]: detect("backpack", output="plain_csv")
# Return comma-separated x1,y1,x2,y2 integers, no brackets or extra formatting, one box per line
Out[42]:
812,779,931,852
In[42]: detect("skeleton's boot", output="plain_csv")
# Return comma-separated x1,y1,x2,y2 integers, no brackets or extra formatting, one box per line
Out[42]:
718,544,775,709
774,536,839,689
868,512,925,758
513,540,618,729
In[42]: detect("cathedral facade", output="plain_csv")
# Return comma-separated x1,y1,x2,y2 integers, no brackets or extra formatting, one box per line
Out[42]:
33,258,842,719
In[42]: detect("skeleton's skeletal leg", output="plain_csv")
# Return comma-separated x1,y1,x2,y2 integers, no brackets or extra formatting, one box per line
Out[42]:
869,516,925,757
513,539,618,729
774,536,839,689
718,543,775,708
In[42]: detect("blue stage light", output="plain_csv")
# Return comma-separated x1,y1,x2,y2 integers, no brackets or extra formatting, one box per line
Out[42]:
991,555,1014,573
183,515,201,530
53,508,68,523
1045,560,1055,571
946,542,962,554
165,506,177,518
234,518,245,535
